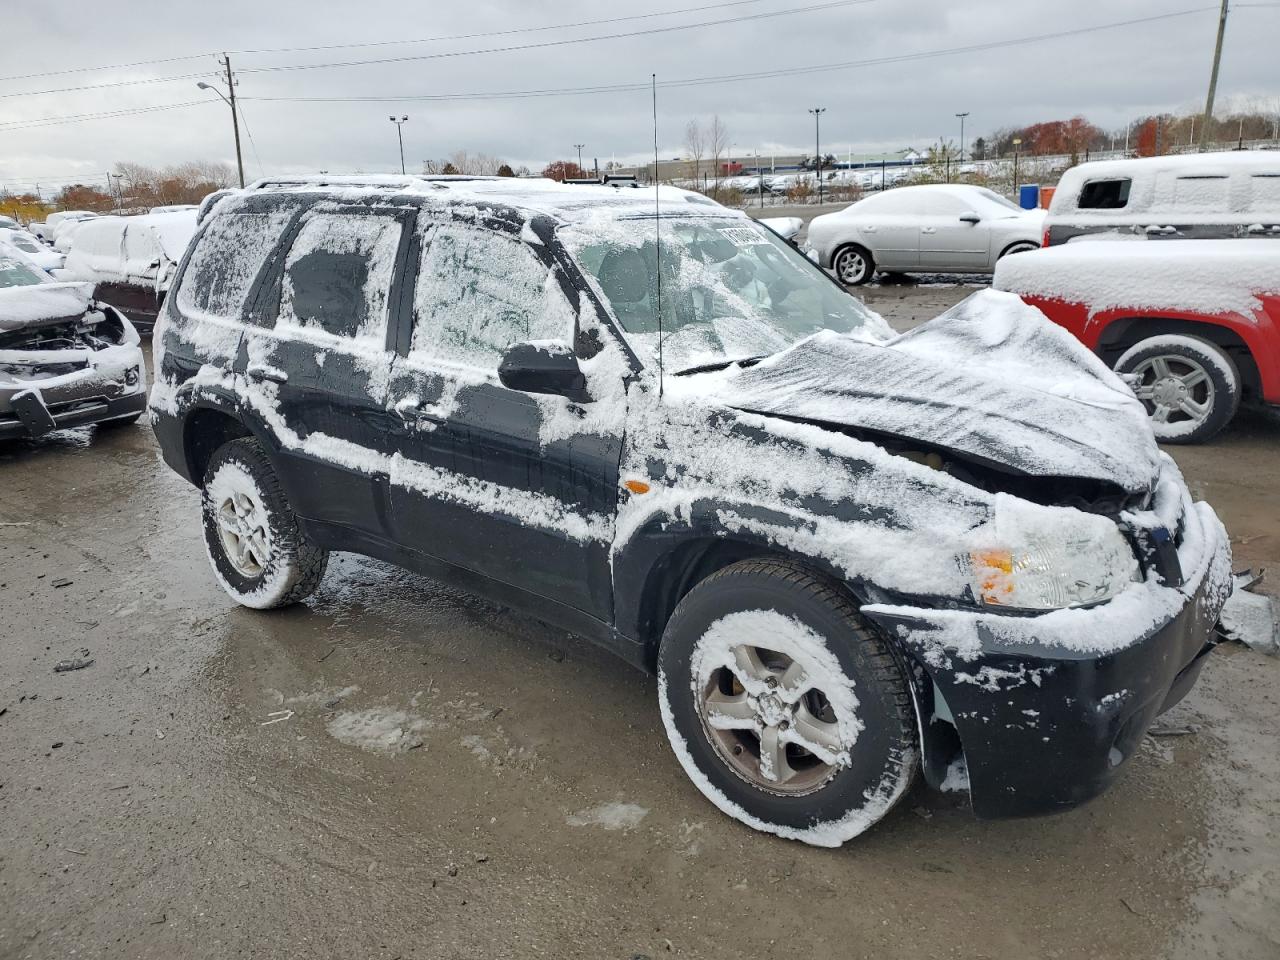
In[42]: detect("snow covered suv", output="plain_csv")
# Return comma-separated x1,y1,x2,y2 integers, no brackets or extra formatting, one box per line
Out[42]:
150,176,1232,846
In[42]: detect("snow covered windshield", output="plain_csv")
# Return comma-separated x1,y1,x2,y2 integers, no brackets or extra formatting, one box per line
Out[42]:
562,217,886,372
0,255,48,288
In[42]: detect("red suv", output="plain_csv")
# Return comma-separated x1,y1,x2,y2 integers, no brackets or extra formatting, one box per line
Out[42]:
995,238,1280,443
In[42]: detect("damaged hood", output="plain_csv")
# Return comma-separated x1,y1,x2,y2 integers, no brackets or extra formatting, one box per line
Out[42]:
0,281,96,333
711,289,1161,493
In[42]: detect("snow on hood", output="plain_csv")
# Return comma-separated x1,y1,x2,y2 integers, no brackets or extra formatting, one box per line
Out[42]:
994,238,1280,319
0,281,95,332
692,289,1161,493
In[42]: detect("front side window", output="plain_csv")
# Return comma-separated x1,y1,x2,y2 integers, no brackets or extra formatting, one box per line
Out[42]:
277,212,403,346
409,225,570,369
1078,178,1131,210
177,209,295,321
563,217,887,373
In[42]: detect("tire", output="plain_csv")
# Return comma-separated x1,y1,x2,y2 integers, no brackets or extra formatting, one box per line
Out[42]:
1115,334,1241,444
200,437,328,608
832,244,874,286
657,558,918,847
998,241,1038,259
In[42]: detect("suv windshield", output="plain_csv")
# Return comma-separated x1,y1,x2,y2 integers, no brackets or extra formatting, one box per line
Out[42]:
563,216,885,372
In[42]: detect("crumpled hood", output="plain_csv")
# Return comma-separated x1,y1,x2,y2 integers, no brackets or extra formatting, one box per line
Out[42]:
0,281,95,333
711,289,1161,493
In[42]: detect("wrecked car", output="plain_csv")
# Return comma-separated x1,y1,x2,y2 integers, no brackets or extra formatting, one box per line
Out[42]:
150,176,1232,846
1,254,147,439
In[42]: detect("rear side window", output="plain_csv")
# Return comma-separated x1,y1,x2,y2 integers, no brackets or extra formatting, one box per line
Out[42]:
409,225,570,370
1077,178,1131,209
276,212,403,346
1172,175,1229,209
176,209,294,321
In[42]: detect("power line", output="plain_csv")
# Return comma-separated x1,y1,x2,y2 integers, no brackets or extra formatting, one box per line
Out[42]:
0,0,864,98
0,0,770,85
0,99,214,131
240,7,1224,104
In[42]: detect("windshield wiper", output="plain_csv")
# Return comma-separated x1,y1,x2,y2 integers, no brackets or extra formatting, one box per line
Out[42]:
671,355,768,377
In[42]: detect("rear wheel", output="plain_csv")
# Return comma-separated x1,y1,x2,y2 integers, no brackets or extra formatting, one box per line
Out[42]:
657,558,918,847
998,240,1038,259
201,437,328,608
1115,335,1240,444
832,244,874,286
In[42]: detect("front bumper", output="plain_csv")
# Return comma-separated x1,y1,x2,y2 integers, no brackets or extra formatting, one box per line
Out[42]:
863,489,1233,820
0,344,147,439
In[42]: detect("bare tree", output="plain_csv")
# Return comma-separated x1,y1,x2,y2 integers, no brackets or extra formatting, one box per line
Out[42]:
707,115,730,193
683,119,706,185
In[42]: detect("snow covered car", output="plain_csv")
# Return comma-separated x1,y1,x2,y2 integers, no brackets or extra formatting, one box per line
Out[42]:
0,255,147,440
150,176,1231,846
0,227,64,272
1044,151,1280,247
805,184,1044,285
55,210,198,333
994,239,1280,444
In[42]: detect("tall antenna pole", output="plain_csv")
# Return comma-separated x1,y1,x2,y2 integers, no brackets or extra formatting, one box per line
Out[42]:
652,74,664,399
223,54,245,188
1201,0,1230,151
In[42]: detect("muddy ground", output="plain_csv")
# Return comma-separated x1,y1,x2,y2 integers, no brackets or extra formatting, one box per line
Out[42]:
1,284,1277,960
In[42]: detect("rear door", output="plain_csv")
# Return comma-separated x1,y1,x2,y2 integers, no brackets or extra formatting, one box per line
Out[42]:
918,193,991,271
235,204,413,540
383,216,621,620
853,193,918,269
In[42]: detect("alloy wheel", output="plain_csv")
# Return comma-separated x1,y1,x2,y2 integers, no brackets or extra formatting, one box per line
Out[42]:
1129,353,1215,430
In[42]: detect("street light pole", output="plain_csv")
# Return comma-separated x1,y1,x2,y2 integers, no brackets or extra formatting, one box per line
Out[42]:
955,111,969,164
1012,137,1022,194
574,143,585,173
808,107,826,206
196,57,244,188
389,116,408,175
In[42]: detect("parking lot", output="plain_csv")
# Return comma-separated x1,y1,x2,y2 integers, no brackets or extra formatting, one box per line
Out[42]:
2,281,1276,960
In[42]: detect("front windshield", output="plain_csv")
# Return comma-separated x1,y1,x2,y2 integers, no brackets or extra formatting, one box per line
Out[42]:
0,255,48,288
563,216,887,372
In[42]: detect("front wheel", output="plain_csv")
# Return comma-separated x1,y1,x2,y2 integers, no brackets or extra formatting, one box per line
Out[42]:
201,437,328,608
657,559,918,847
1115,335,1240,444
832,245,874,286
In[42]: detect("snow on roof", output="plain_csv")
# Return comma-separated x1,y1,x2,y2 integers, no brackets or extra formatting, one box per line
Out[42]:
1058,150,1280,184
241,175,740,225
994,238,1280,318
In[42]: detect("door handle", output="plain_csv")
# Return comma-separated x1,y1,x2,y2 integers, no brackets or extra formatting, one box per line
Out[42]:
246,364,288,384
921,227,937,234
394,397,447,423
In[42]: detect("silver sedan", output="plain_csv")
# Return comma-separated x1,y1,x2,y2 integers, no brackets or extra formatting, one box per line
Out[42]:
805,184,1046,285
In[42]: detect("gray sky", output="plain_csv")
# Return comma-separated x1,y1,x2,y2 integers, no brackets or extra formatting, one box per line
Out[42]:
3,0,1277,191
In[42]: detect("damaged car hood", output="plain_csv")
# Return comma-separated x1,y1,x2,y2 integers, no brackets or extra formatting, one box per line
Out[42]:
710,290,1161,493
0,281,96,332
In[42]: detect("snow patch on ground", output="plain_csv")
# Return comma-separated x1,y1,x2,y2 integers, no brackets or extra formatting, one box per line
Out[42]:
565,802,649,831
326,707,429,754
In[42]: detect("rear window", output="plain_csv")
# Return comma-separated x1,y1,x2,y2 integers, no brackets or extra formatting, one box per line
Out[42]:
276,212,403,345
1077,178,1131,209
176,209,294,322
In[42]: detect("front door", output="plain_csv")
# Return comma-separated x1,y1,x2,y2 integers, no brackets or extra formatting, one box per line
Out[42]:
917,197,991,271
383,218,622,621
235,204,413,540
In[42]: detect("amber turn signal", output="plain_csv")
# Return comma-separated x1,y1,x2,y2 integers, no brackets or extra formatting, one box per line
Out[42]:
623,479,651,495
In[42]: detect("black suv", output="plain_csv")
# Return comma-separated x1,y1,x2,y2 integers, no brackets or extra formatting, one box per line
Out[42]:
151,176,1231,846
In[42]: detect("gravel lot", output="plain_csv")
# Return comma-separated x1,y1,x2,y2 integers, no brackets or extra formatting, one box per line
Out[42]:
1,284,1277,960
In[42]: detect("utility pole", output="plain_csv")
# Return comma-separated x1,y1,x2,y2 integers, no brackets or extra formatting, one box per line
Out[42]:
223,55,245,187
809,107,826,206
1200,0,1230,151
389,116,408,175
574,143,585,173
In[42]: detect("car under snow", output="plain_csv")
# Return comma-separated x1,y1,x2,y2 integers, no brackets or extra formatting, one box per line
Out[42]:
150,176,1231,846
0,258,147,439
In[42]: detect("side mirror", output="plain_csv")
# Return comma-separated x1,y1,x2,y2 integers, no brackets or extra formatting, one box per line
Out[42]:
959,211,981,224
498,341,587,401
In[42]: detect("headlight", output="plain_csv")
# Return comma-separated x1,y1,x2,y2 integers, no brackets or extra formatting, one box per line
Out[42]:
964,497,1142,611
